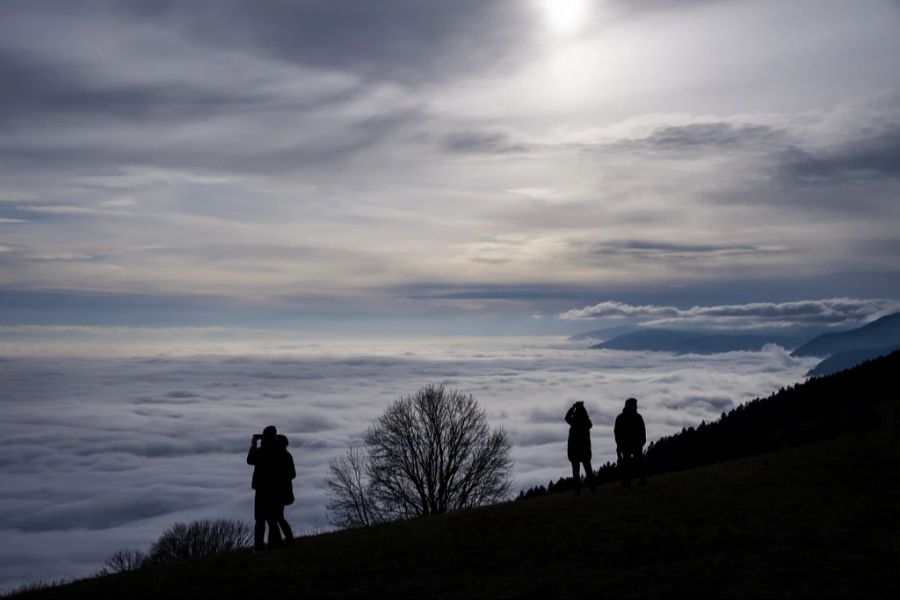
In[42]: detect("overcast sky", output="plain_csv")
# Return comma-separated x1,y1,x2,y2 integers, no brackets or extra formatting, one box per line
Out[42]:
2,0,900,334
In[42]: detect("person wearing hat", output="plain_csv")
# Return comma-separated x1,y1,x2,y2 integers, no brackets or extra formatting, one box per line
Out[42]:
614,398,647,486
247,425,284,550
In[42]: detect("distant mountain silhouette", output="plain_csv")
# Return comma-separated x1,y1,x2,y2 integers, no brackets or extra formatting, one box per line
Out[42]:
590,329,803,354
590,329,704,351
806,344,900,377
668,333,803,354
567,325,638,342
791,312,900,357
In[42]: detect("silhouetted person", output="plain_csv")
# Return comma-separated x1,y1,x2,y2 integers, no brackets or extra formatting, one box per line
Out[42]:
247,425,283,550
275,434,296,546
565,401,595,494
614,397,647,486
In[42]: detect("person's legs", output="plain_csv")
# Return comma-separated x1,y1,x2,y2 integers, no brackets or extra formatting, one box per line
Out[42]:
253,494,266,550
264,495,283,548
635,451,647,485
582,460,595,491
621,452,633,487
266,516,283,548
274,504,294,545
571,460,582,494
278,518,294,545
255,491,283,549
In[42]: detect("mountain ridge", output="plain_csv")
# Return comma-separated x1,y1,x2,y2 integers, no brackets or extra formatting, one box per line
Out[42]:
589,328,804,354
792,311,900,357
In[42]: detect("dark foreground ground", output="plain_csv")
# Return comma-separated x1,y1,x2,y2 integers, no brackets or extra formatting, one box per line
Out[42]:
13,399,900,598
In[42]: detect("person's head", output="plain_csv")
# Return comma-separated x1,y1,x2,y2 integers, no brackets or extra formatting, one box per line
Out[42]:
262,425,277,441
276,434,289,449
625,397,638,412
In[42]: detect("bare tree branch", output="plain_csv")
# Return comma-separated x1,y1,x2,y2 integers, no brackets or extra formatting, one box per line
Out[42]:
324,385,513,527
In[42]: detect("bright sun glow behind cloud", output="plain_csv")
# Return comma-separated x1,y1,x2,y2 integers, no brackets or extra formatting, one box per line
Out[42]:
537,0,593,37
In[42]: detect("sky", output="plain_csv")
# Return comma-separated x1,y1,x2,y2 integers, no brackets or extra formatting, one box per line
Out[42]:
2,1,900,589
2,0,900,337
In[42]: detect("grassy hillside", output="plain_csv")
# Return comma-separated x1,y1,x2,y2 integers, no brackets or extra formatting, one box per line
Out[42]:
13,355,900,599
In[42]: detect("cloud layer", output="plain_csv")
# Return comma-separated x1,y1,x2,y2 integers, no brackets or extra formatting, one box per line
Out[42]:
0,338,817,589
559,298,900,329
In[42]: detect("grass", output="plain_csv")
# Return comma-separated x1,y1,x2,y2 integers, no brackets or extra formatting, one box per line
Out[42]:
12,396,899,599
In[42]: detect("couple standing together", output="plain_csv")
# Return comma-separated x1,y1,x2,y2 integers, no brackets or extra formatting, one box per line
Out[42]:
565,397,647,493
247,425,296,550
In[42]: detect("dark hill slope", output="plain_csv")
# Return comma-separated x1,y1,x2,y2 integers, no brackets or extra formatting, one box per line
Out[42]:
15,353,900,599
792,311,900,357
807,344,900,377
523,350,900,498
642,348,899,473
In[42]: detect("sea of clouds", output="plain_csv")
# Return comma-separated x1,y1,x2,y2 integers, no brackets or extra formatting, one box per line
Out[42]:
0,337,819,590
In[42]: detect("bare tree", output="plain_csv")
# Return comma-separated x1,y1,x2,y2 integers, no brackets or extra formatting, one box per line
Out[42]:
325,385,513,527
147,519,253,564
325,447,382,528
99,548,147,574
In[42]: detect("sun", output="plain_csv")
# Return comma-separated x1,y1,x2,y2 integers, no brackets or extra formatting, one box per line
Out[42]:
537,0,592,37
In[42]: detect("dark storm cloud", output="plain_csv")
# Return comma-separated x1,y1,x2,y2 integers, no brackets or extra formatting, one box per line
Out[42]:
780,123,900,183
581,113,900,201
441,131,531,155
615,122,787,153
0,49,298,126
108,0,531,83
586,240,777,260
0,2,449,179
0,0,530,128
393,282,606,302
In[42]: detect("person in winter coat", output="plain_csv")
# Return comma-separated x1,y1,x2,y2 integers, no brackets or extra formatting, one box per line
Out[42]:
614,397,647,486
565,401,595,494
275,434,296,546
247,425,284,550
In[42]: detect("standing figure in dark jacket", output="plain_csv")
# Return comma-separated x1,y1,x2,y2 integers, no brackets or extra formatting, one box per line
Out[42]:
614,397,647,486
275,434,296,546
247,425,283,550
565,401,595,494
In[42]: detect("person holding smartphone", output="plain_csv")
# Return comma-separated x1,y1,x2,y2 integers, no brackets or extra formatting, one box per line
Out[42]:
247,425,283,550
565,401,595,494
